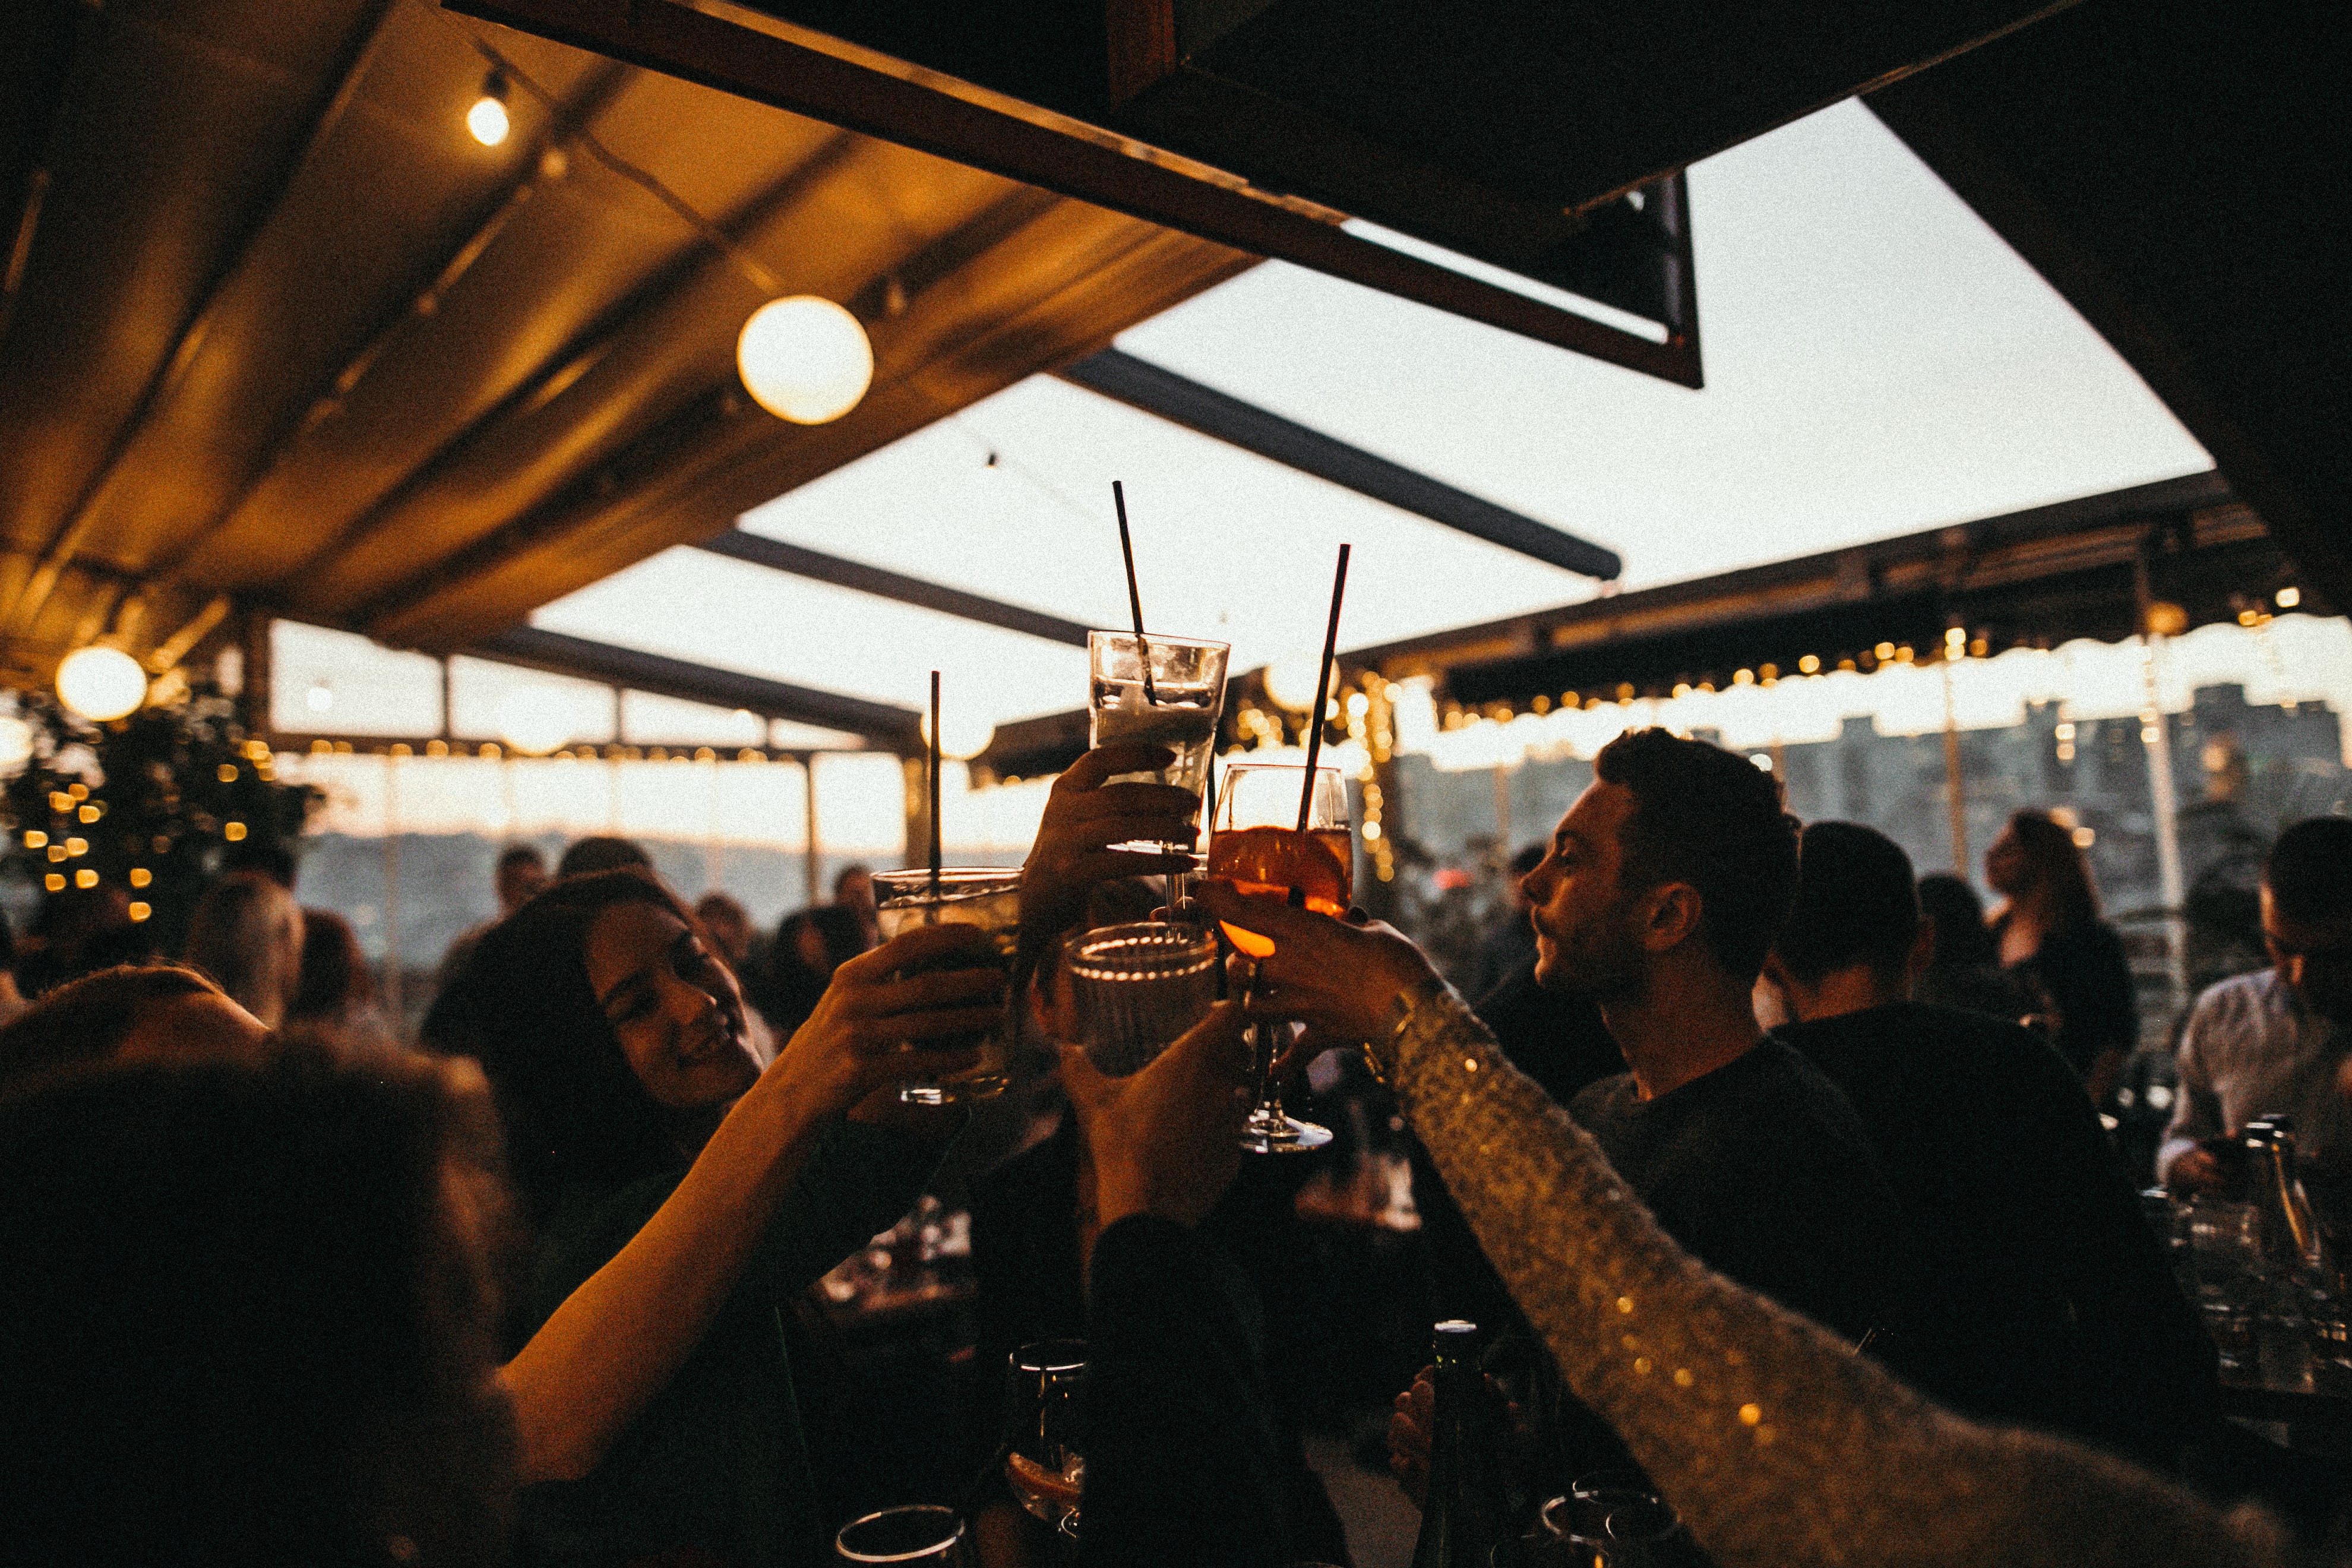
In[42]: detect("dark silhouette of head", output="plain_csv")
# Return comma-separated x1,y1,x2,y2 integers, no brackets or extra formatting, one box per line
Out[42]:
0,1044,516,1566
0,964,264,1089
1775,823,1921,988
1917,873,1998,969
556,836,652,880
290,908,375,1026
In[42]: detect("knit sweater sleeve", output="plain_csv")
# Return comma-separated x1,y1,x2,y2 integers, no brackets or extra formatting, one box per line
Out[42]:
1380,979,2292,1568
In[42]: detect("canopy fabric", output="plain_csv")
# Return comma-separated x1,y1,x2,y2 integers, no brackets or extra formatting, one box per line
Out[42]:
522,101,2212,741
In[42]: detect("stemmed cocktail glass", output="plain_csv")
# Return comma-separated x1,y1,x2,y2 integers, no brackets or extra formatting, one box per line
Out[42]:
1206,763,1348,1154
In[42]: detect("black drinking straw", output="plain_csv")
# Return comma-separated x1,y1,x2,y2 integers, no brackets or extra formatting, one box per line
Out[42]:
1111,480,1161,707
927,670,943,900
1297,543,1351,831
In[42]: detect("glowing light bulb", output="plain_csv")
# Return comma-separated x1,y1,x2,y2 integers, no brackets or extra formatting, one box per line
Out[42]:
496,688,573,757
1262,656,1332,713
919,710,996,761
467,92,510,147
736,296,872,423
56,646,147,721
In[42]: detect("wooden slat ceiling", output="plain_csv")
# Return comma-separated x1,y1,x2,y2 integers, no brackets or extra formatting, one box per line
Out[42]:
0,0,1250,684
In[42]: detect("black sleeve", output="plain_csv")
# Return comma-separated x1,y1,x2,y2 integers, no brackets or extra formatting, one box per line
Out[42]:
1079,1216,1294,1568
2036,924,2139,1070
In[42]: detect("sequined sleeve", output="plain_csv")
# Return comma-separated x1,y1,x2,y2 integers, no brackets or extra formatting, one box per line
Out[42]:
1380,979,2292,1568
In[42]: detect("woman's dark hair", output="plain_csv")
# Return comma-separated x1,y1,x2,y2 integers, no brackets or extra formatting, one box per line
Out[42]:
0,963,222,1089
424,868,708,1226
1917,873,1999,969
2006,809,2101,927
290,908,374,1025
1591,728,1800,984
0,1044,516,1566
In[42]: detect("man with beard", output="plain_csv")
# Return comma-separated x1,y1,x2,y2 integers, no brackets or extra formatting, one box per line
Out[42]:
1352,729,1927,1502
1539,729,1916,1350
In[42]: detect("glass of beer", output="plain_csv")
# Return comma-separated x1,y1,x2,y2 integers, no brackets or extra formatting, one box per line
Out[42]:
871,868,1019,1105
1205,764,1351,1153
1087,631,1229,855
1003,1340,1087,1538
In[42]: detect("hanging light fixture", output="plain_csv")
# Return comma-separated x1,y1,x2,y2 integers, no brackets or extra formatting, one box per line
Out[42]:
920,709,997,762
496,687,573,757
467,71,511,147
55,646,148,722
736,296,872,423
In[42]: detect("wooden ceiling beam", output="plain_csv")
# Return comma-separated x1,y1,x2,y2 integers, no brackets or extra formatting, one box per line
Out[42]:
1,0,400,646
446,0,1700,385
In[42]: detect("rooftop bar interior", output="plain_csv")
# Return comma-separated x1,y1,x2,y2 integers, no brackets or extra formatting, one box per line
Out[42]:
1,2,2346,1566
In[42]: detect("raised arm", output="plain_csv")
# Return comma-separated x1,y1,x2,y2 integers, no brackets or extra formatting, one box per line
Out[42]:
1193,884,2283,1568
503,926,1001,1484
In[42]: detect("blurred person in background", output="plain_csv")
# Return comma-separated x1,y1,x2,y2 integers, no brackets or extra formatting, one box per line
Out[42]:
694,891,760,973
288,906,394,1049
1761,823,2214,1472
2163,817,2352,1228
1914,871,2041,1021
437,845,550,998
184,870,305,1029
0,905,26,1026
1987,810,2137,1102
833,862,880,951
0,964,268,1086
557,836,650,880
1471,842,1549,998
0,1041,517,1568
757,905,869,1037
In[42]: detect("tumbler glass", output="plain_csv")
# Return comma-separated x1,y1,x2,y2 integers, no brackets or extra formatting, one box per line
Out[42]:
835,1504,972,1564
1066,921,1220,1077
872,868,1019,1105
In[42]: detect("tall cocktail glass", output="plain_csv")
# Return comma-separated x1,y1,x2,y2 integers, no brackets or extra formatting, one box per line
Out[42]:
871,868,1019,1105
1086,631,1229,856
1206,764,1350,1153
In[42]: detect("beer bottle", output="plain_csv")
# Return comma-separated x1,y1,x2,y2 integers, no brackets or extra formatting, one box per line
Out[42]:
1411,1319,1510,1568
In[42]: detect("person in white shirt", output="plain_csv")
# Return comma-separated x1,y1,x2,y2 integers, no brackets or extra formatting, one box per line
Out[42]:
2161,816,2352,1225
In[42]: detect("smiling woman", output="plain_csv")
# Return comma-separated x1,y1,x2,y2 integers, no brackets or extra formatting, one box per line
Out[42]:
424,868,1005,1567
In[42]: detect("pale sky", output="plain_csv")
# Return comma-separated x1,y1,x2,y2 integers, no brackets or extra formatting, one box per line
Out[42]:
531,98,2212,735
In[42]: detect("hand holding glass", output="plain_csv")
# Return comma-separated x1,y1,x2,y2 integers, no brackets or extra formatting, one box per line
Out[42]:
1206,764,1349,1154
872,868,1019,1104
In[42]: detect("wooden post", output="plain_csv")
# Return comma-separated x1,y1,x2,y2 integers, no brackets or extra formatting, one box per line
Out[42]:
1941,659,1968,874
802,754,821,907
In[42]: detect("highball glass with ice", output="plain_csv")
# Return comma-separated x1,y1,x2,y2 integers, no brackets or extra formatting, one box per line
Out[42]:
871,868,1019,1105
1087,631,1229,854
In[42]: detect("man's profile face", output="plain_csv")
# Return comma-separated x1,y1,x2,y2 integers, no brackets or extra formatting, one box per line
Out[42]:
1522,782,1648,1000
2263,885,2352,1023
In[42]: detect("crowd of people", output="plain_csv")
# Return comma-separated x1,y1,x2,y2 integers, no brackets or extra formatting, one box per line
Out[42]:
3,726,2350,1567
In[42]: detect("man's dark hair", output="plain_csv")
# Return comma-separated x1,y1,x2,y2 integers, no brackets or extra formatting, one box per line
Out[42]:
496,844,546,877
2265,817,2352,925
0,964,221,1088
1917,873,1997,968
1591,728,1798,984
556,835,652,880
1775,823,1921,988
